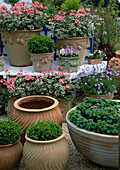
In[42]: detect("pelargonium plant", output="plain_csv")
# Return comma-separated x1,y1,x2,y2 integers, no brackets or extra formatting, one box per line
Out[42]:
68,97,119,135
88,50,106,59
0,1,48,32
47,8,103,38
60,47,80,58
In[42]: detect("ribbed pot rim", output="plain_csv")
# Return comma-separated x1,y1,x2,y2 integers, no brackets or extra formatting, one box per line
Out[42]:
60,56,80,59
56,36,89,40
25,131,65,144
14,95,59,112
0,138,20,148
66,106,118,140
115,50,120,55
0,29,42,33
31,51,55,55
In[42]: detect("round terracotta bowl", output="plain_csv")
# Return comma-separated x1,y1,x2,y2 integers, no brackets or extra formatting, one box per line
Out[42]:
23,132,70,170
11,96,63,143
0,139,22,170
66,107,118,168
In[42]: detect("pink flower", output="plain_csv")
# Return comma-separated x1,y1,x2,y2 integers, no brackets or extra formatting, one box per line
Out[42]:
37,63,39,67
58,10,61,15
67,73,70,76
1,5,7,13
56,65,62,70
65,85,70,89
44,6,48,10
26,74,32,81
4,69,9,72
75,20,80,24
100,17,104,21
103,31,107,34
70,68,74,72
85,8,90,12
77,8,84,13
47,19,52,22
69,13,75,16
17,73,21,76
62,12,67,15
36,78,39,81
95,9,97,12
20,68,23,72
59,79,64,84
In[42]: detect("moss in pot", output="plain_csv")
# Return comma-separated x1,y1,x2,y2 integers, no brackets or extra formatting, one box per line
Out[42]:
23,120,70,170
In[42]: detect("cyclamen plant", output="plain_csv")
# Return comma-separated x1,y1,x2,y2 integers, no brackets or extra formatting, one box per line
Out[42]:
0,1,48,32
60,47,80,57
88,50,106,59
47,8,104,38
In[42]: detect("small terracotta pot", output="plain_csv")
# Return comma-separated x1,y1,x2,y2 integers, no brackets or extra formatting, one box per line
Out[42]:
115,50,120,58
66,107,118,168
0,55,5,71
88,58,103,64
58,98,71,122
0,139,22,170
11,96,63,142
85,92,114,100
31,52,54,72
23,132,70,170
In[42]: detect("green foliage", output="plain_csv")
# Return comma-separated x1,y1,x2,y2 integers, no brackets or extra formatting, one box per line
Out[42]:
3,0,19,5
0,88,8,115
28,35,55,53
0,120,23,145
27,120,63,141
61,0,82,13
46,6,58,18
88,50,106,59
68,97,120,135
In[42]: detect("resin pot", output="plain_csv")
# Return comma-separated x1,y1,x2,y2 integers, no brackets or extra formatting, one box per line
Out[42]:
88,58,103,65
66,108,118,168
11,96,63,141
56,37,89,65
23,132,70,170
0,139,22,170
0,55,5,72
1,29,41,66
31,52,54,72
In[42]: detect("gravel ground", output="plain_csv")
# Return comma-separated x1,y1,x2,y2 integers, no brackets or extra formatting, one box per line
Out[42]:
0,115,118,170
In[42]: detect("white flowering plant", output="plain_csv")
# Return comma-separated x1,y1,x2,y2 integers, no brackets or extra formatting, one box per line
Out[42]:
88,50,106,59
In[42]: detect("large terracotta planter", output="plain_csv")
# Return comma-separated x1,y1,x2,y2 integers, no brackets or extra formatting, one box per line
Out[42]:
0,139,22,170
31,52,54,72
11,96,63,142
56,37,89,65
88,58,103,64
66,107,118,168
86,92,114,100
8,97,16,119
1,29,41,66
59,56,80,72
58,98,71,122
0,55,5,71
23,132,69,170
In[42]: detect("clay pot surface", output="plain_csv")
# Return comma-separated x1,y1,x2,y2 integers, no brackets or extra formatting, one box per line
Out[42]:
0,55,5,71
31,52,54,72
23,132,69,170
11,96,63,142
88,58,103,64
56,37,89,65
8,98,16,119
115,50,120,58
0,139,22,170
1,29,41,66
66,107,118,168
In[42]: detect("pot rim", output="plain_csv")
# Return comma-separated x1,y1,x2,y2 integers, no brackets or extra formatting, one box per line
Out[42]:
14,95,59,112
56,36,89,40
25,131,65,144
31,51,55,55
0,29,42,33
66,106,118,140
0,138,21,147
60,56,80,59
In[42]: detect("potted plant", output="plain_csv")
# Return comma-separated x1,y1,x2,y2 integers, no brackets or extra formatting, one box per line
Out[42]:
0,51,5,71
28,35,55,72
0,120,23,170
47,9,102,65
66,97,119,168
108,57,120,72
23,120,70,170
115,50,120,58
76,69,118,99
59,47,80,72
87,50,106,64
0,1,47,66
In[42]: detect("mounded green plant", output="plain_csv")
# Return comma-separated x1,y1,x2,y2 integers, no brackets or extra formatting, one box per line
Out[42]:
26,120,63,141
68,97,120,135
28,35,55,54
61,0,82,13
0,120,23,145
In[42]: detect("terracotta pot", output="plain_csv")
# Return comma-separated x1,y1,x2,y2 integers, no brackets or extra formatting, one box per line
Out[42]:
66,107,118,168
0,139,22,170
56,37,89,65
31,52,54,72
88,58,103,64
0,55,5,71
1,29,41,66
8,97,16,119
85,92,114,100
59,56,80,72
58,98,71,122
23,132,70,170
115,50,120,58
11,96,63,142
